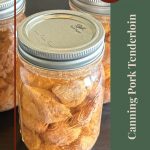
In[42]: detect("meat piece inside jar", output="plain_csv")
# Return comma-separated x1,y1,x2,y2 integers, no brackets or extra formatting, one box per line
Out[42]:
103,23,110,35
104,63,110,80
70,133,99,150
82,104,102,136
106,31,111,43
68,83,104,127
22,85,72,124
0,29,14,111
20,67,72,90
0,84,14,111
20,67,54,89
21,125,41,150
63,106,101,150
104,78,110,102
63,135,98,150
0,30,14,79
0,78,7,89
41,122,81,147
40,144,61,150
52,80,87,108
103,42,110,65
0,30,12,53
21,108,48,134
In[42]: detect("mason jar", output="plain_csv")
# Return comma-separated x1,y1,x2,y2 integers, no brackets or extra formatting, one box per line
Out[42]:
0,0,26,112
69,0,111,103
17,10,105,150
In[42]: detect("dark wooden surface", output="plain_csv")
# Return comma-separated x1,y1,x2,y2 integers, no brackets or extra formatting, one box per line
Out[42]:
0,0,110,149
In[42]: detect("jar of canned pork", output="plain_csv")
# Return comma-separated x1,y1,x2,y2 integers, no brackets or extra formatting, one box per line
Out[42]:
17,10,105,150
69,0,111,103
0,0,26,112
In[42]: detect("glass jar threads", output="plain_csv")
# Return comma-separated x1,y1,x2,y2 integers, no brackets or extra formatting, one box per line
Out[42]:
17,10,105,150
69,0,111,103
0,0,26,112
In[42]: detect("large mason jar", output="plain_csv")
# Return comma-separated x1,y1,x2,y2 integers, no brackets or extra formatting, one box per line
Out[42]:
17,10,105,150
0,0,26,112
69,0,111,103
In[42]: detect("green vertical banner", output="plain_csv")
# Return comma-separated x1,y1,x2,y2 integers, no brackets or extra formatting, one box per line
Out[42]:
111,0,150,150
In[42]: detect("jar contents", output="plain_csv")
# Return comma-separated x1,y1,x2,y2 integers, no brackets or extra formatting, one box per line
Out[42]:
97,15,111,103
69,0,111,103
17,10,105,150
0,29,14,111
18,60,104,150
0,0,26,111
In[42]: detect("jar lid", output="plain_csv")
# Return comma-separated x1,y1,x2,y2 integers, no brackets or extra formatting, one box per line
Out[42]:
0,0,25,20
70,0,110,15
18,10,105,70
80,0,110,6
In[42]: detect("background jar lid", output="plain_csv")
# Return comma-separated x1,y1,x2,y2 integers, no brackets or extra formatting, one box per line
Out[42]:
70,0,110,15
18,10,105,70
80,0,110,6
0,0,25,20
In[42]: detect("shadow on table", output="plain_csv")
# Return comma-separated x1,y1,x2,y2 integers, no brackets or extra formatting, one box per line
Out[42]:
0,110,14,150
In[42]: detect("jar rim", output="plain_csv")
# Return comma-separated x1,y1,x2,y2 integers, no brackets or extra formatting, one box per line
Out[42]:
0,0,26,20
70,0,110,16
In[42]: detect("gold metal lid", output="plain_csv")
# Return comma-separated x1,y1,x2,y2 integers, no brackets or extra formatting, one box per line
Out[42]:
70,0,110,15
18,10,105,70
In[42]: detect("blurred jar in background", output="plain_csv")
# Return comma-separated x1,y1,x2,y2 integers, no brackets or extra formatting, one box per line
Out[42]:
0,0,26,112
69,0,111,103
17,10,105,150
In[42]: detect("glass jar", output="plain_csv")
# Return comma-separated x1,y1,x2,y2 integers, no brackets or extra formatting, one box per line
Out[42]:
69,0,111,103
0,0,26,112
17,10,105,150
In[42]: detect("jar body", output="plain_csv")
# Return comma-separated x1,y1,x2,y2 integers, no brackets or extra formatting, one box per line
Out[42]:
17,56,104,150
0,12,26,112
69,0,111,103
